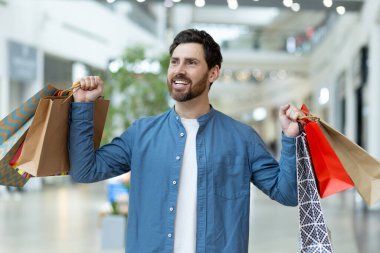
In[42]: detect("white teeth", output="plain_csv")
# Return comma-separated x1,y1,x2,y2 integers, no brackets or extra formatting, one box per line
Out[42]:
174,80,189,85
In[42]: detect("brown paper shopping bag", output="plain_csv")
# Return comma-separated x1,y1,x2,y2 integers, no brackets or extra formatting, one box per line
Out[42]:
17,96,109,177
319,120,380,207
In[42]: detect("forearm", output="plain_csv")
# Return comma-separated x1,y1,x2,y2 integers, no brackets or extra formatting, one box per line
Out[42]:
277,135,298,206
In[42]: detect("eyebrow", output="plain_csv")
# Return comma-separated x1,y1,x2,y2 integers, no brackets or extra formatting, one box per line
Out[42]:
171,57,200,62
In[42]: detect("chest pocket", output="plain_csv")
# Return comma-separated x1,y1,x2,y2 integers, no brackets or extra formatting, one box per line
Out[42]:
212,155,250,199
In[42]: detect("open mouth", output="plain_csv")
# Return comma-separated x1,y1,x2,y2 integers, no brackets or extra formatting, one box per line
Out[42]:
172,78,191,89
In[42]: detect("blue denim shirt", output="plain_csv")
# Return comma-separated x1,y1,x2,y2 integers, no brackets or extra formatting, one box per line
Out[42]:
69,103,298,253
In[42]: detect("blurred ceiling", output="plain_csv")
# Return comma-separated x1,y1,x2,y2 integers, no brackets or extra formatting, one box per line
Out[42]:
150,0,364,11
117,0,365,122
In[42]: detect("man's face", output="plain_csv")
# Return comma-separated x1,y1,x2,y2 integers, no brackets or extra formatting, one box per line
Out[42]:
167,43,210,102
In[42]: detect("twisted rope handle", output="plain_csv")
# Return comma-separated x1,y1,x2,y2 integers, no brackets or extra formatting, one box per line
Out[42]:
62,82,81,104
298,115,320,122
296,113,320,133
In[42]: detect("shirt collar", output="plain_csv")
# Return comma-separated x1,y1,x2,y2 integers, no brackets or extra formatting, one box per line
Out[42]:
170,105,216,126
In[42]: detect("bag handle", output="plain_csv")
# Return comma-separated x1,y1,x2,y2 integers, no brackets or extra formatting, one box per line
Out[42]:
61,82,81,104
295,104,321,133
297,104,320,124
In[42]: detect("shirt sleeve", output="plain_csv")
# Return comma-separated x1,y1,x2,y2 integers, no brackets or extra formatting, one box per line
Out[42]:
69,102,132,183
249,131,298,206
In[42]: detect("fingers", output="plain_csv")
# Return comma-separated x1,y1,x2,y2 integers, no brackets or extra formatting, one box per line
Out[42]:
285,105,303,121
76,76,103,91
279,104,304,121
279,104,291,117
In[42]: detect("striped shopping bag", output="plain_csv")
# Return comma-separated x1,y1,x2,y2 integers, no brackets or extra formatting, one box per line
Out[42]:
0,85,57,187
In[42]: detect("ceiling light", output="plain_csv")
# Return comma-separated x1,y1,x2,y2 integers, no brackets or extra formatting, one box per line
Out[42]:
227,0,238,10
323,0,333,8
252,69,265,82
277,69,288,80
173,0,181,2
318,88,329,105
253,107,267,121
236,70,251,82
136,0,145,2
108,59,123,73
291,3,300,12
106,0,116,3
269,71,278,80
286,37,296,53
336,6,346,15
283,0,293,8
164,0,174,8
195,0,205,7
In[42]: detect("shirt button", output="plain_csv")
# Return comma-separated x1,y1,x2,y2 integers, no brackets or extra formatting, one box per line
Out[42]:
168,233,172,238
172,180,177,185
169,207,174,212
176,156,181,160
180,132,184,137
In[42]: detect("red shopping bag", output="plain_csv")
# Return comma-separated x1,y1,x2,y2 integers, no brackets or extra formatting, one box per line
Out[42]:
300,104,354,198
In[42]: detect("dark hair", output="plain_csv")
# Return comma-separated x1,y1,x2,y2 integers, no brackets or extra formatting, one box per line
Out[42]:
169,29,223,70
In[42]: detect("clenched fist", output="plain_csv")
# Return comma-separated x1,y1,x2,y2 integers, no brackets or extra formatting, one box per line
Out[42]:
73,76,104,102
278,104,304,137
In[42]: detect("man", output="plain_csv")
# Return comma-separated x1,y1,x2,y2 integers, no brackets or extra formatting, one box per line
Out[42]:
69,29,302,253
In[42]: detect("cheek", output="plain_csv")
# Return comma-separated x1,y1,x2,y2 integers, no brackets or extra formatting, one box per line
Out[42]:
167,66,175,75
167,71,173,81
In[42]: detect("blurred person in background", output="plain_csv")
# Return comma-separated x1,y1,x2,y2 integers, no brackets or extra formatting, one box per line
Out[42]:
69,29,302,253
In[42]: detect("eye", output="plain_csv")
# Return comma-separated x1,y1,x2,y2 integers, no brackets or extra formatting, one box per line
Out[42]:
170,59,178,65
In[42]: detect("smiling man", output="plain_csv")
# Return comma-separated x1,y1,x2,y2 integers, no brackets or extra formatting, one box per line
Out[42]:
69,29,302,253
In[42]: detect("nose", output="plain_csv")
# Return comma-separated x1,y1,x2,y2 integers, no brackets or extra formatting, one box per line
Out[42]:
173,62,186,75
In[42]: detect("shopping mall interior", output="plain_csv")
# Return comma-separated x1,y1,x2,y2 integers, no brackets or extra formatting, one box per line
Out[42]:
1,0,380,252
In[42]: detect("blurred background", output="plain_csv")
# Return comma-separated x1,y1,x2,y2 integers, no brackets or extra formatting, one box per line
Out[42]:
0,0,379,252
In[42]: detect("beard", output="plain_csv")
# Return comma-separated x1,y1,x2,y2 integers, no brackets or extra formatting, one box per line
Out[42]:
167,72,209,102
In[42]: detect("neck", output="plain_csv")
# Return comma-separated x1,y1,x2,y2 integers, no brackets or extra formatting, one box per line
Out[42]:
175,96,210,119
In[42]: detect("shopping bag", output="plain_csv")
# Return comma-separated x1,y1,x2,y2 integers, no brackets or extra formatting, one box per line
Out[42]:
17,96,109,176
0,120,32,187
0,84,57,144
0,85,57,187
300,104,354,198
319,120,380,207
296,133,334,253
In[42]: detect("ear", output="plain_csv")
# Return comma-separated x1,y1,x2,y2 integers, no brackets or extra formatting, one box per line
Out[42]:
208,65,220,83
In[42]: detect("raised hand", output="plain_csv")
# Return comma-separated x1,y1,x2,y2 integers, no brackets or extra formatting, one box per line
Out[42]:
278,104,304,137
73,76,104,102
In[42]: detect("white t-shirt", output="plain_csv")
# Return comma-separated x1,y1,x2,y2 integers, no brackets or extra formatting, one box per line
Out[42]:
173,118,199,253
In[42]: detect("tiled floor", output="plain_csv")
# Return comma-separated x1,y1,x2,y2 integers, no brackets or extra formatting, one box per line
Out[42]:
0,180,379,253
